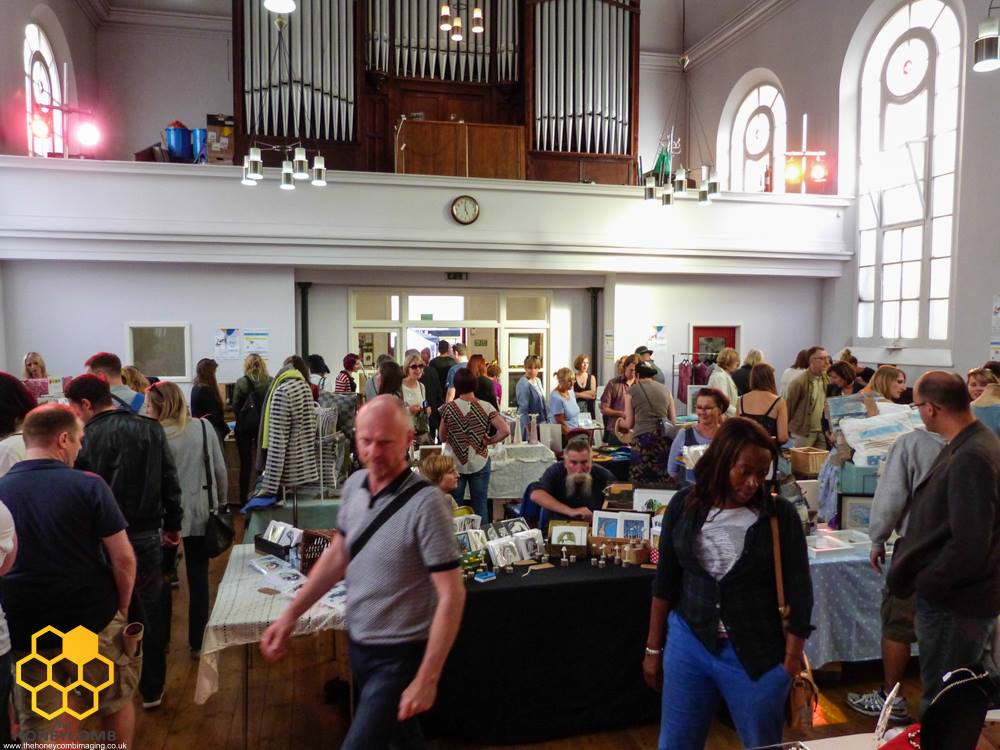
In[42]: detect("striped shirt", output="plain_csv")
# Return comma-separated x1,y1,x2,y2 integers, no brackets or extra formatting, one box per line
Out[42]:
337,468,460,644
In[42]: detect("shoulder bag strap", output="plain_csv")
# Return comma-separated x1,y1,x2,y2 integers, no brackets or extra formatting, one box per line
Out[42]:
110,393,136,412
200,419,217,515
770,512,790,622
349,478,430,560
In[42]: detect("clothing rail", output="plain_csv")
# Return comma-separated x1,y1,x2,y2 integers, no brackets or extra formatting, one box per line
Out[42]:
669,351,718,412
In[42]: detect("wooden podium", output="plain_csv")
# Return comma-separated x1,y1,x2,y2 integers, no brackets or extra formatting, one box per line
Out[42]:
395,119,525,180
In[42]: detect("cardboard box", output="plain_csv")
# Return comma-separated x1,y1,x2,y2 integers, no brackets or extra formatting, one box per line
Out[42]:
206,113,235,164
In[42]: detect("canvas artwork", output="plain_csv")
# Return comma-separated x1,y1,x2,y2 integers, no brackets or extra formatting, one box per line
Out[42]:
487,537,519,567
550,524,587,546
592,511,620,538
620,512,650,541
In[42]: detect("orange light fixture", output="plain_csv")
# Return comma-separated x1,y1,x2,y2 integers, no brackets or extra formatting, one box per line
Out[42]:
784,160,802,184
30,114,50,140
810,159,828,183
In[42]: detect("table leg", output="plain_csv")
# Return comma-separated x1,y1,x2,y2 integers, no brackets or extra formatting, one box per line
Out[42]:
243,643,250,750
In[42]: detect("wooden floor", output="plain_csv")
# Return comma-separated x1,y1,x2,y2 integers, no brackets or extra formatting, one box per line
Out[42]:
128,519,920,750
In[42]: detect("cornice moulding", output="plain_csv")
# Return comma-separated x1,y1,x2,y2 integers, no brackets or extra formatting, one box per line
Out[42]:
639,52,683,72
684,0,799,72
102,8,231,33
75,0,111,26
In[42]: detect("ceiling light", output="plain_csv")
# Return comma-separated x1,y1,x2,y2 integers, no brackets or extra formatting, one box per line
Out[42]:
30,114,50,140
644,175,656,200
292,147,309,179
451,16,463,42
810,158,828,183
974,17,1000,72
264,0,296,14
785,160,802,184
698,188,710,205
673,166,687,194
707,169,720,197
76,121,101,148
247,147,264,180
661,186,673,207
280,160,295,190
311,155,327,186
439,4,452,31
241,156,257,186
472,7,484,33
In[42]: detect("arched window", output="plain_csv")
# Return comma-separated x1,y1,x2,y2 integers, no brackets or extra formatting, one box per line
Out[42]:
23,23,64,157
856,1,960,343
730,85,786,193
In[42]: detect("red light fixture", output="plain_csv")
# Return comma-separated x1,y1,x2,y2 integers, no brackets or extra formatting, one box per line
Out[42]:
76,121,101,148
809,158,828,183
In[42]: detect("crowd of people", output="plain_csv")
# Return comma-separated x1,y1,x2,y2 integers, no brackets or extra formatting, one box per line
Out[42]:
0,341,998,747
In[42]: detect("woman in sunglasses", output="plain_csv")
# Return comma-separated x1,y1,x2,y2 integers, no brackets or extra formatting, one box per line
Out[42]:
402,352,432,447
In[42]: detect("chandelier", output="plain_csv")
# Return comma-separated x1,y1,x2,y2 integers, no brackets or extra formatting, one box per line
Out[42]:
439,2,485,43
241,142,327,189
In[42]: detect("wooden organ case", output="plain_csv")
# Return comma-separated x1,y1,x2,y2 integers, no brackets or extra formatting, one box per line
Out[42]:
232,0,639,184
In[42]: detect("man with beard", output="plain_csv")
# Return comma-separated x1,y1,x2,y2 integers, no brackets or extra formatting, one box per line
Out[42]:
529,436,616,528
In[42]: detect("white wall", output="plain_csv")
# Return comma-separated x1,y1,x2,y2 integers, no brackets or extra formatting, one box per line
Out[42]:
1,260,296,385
0,0,99,156
683,0,999,373
96,26,232,160
638,62,685,177
613,273,824,382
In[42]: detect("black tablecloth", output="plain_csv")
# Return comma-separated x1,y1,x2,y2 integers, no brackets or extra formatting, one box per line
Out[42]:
422,561,660,744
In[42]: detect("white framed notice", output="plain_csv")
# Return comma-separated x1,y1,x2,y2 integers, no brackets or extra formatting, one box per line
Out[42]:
126,322,191,381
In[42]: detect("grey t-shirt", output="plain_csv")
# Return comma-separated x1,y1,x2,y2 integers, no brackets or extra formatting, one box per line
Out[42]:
337,468,460,645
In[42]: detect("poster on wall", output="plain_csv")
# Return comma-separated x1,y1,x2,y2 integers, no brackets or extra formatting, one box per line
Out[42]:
243,329,270,358
647,325,669,369
992,295,1000,361
214,328,240,359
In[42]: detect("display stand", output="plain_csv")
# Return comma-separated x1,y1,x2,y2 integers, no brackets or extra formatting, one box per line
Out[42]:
669,351,716,415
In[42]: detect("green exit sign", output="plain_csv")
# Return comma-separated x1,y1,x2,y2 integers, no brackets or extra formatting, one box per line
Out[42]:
475,339,487,346
421,314,434,321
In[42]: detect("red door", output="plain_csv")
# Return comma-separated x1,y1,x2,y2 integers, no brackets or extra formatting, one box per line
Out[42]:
691,326,737,359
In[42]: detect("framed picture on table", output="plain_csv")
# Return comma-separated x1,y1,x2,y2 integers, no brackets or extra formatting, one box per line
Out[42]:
841,495,874,531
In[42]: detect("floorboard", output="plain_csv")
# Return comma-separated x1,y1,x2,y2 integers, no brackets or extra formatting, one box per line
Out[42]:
127,518,919,749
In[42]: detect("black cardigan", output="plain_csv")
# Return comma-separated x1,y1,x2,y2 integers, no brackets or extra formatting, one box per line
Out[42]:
653,486,814,679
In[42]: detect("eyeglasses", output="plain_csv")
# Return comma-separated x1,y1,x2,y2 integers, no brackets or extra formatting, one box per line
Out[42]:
410,364,425,370
912,400,938,409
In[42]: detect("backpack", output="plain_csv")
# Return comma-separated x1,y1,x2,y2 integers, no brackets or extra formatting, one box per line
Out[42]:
235,378,266,437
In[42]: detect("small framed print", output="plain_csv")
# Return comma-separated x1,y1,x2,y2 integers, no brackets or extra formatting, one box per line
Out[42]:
592,511,620,539
841,495,874,531
619,512,651,542
486,537,519,567
513,529,545,560
456,529,487,552
549,523,587,546
633,489,676,513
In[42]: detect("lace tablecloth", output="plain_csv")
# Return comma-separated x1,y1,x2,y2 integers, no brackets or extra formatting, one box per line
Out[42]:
487,443,556,498
194,544,346,704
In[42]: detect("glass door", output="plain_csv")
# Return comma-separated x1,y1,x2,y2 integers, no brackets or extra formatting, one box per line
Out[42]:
356,329,400,391
503,330,546,408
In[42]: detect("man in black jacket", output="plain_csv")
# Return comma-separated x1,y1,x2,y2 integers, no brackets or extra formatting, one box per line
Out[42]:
66,374,184,710
888,371,1000,711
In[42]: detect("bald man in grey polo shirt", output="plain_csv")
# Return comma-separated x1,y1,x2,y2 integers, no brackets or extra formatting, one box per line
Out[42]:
261,396,466,749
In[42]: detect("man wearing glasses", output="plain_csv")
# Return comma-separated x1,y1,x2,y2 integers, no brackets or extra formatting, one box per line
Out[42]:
888,371,1000,712
786,346,831,448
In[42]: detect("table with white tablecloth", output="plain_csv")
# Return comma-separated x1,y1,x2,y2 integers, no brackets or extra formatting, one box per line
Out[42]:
486,443,556,498
194,544,346,706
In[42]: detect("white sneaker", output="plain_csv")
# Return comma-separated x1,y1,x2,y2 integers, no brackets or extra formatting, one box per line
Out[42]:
846,688,912,723
142,692,164,709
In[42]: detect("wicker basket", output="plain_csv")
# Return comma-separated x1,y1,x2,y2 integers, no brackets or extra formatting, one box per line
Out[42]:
299,529,337,574
789,447,830,476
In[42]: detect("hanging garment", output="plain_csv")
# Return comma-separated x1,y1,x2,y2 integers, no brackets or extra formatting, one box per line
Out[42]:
259,377,319,496
676,360,693,403
691,361,710,386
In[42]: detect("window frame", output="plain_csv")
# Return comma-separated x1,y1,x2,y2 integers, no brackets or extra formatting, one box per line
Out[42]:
23,23,64,158
729,84,787,194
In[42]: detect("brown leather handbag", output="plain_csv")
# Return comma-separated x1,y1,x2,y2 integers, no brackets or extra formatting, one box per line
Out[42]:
770,514,820,730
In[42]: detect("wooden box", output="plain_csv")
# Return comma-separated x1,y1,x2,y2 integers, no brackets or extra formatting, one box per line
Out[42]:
545,520,590,559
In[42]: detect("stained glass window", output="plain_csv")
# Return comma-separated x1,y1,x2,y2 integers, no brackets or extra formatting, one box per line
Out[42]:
23,24,63,157
856,0,959,343
730,85,786,193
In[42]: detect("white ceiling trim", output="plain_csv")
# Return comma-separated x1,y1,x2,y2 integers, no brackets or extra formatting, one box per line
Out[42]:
74,0,111,27
684,0,799,72
639,52,683,73
74,0,230,32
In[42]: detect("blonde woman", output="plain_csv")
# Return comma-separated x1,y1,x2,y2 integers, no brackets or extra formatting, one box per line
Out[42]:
232,353,273,503
732,348,764,396
21,352,47,380
419,452,460,507
121,366,150,394
146,381,227,659
549,367,581,435
402,352,432,446
707,348,740,417
863,366,907,403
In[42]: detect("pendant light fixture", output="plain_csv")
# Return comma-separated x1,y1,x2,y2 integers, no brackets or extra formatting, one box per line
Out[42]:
264,0,296,14
311,156,327,186
247,147,264,180
241,142,330,191
439,4,452,31
974,3,1000,73
451,16,464,43
241,156,257,186
439,3,483,39
292,147,309,180
280,160,295,190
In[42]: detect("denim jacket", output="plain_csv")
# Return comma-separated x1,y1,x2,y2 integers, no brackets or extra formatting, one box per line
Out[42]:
515,377,548,438
653,486,814,678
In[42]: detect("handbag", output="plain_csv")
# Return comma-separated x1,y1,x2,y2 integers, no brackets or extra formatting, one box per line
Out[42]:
200,419,234,558
770,510,820,730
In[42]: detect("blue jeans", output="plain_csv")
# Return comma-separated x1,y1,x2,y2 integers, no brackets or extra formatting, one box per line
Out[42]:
344,639,427,750
658,611,790,750
451,459,492,522
915,596,995,714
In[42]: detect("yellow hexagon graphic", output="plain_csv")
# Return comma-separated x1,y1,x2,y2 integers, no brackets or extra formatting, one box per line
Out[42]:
63,680,100,720
30,626,64,656
62,626,99,665
80,655,115,692
30,683,66,721
15,654,52,691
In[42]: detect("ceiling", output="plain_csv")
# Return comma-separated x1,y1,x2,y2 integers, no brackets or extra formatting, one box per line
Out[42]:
108,0,231,16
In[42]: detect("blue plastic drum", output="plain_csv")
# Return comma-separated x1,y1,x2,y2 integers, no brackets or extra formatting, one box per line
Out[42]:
164,127,192,160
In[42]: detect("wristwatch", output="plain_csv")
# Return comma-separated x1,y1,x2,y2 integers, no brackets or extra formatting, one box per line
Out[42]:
644,647,663,656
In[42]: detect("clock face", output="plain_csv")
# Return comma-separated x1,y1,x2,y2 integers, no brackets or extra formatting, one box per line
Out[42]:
451,195,479,225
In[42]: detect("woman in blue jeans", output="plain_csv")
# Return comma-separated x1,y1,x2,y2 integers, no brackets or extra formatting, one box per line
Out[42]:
643,418,813,749
439,368,509,522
